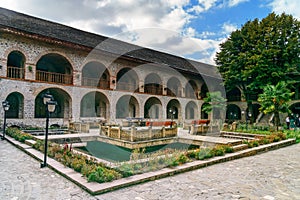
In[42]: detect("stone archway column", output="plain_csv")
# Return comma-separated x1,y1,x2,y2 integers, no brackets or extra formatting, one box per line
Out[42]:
71,88,82,122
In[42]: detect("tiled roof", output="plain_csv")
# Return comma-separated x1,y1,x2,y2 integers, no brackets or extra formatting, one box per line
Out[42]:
0,7,220,79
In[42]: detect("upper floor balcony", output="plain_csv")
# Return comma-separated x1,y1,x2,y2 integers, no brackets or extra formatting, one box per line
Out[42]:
36,70,73,85
7,66,25,79
82,76,110,89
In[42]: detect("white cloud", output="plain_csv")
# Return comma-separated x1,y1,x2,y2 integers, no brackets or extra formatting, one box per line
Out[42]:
197,0,218,10
0,0,224,64
269,0,300,19
228,0,249,7
222,22,238,35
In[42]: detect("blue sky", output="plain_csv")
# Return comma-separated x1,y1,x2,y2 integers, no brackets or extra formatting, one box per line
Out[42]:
1,0,299,65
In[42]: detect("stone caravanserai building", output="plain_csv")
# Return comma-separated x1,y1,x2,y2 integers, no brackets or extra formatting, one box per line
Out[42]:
0,7,225,128
2,8,299,128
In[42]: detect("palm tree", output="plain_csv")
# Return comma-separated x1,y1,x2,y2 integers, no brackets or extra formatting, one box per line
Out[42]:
258,81,294,130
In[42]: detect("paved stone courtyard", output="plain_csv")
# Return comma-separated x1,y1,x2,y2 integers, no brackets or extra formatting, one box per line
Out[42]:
0,139,299,200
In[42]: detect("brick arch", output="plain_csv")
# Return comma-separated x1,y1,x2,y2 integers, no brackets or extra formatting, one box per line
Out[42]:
116,95,139,119
185,101,199,120
80,91,110,119
81,61,110,89
33,51,75,71
116,67,139,92
144,73,163,95
5,92,24,119
3,47,29,63
144,97,162,119
35,52,74,85
166,99,181,119
79,59,112,75
185,80,199,99
166,77,182,97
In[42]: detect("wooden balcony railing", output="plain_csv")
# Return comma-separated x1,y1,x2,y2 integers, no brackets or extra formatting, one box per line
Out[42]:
116,82,138,92
36,70,73,85
82,77,109,89
7,66,25,79
144,85,163,95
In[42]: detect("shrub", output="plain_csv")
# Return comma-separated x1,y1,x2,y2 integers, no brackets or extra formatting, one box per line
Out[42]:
88,167,122,183
212,146,225,156
185,150,197,159
285,130,300,143
48,144,63,158
177,154,189,164
223,145,234,153
196,148,213,160
117,164,134,177
252,141,259,147
6,128,33,142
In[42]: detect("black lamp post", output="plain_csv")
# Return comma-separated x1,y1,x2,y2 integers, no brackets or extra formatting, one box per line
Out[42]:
169,108,176,128
40,92,57,168
2,101,10,140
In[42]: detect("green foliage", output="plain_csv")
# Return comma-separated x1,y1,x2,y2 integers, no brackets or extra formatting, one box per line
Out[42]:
216,12,300,100
196,148,213,160
258,81,293,129
88,166,122,183
6,128,33,142
223,145,234,153
202,91,227,114
285,130,300,143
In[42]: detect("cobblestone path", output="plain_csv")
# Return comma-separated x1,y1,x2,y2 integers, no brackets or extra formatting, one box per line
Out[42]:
0,140,299,200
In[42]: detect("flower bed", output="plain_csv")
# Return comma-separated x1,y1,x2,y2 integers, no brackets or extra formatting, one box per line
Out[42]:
5,127,294,184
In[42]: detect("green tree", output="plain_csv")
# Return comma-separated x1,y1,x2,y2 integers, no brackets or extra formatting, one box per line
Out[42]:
202,91,227,119
258,81,293,130
215,12,300,106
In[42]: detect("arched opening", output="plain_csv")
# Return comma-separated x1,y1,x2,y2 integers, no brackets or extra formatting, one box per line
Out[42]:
201,103,209,119
80,92,109,118
35,88,71,118
81,61,110,89
5,92,24,118
36,53,73,85
227,87,241,101
167,77,181,97
185,80,198,99
116,95,139,118
166,99,180,119
144,73,163,95
185,101,198,119
199,84,208,99
144,97,162,119
7,51,25,79
116,68,139,92
226,104,241,122
289,102,300,116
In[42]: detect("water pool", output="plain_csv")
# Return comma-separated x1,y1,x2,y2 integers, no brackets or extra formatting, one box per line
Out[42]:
76,141,197,162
